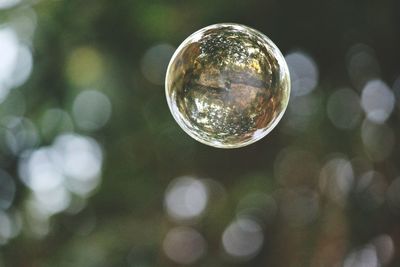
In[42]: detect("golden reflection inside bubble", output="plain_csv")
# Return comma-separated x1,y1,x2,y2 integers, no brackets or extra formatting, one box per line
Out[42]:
166,23,290,148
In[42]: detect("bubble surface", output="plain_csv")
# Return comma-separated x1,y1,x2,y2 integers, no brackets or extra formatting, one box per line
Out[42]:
165,23,290,148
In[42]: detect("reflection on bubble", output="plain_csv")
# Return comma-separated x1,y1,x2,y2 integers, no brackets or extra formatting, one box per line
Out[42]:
346,44,380,89
0,170,16,210
141,43,175,85
163,226,206,264
72,90,112,131
319,157,354,205
164,176,208,221
361,80,395,124
285,51,318,96
327,88,362,129
222,216,263,260
280,188,319,227
166,23,290,148
361,119,395,162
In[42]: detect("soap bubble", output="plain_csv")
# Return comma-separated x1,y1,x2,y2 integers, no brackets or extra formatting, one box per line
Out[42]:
165,23,290,148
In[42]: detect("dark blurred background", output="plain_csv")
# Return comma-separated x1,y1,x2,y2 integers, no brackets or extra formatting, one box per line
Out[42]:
0,0,400,266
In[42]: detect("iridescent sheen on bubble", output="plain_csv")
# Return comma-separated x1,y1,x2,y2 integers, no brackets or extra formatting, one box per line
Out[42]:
165,23,290,148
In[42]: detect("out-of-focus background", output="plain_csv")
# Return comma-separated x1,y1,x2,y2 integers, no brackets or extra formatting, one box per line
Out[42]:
0,0,399,266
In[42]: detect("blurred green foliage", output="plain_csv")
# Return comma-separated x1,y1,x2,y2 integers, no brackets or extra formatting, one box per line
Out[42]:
0,0,399,266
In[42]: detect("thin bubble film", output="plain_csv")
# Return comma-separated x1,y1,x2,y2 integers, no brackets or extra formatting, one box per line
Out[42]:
165,23,290,148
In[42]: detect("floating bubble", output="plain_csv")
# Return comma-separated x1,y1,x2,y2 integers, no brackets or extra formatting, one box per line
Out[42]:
165,23,290,148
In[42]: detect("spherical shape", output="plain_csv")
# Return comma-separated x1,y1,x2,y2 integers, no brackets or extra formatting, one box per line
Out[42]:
165,23,290,148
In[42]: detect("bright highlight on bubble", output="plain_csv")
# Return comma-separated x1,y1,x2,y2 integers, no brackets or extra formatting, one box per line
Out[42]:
165,23,290,148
